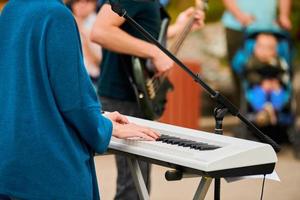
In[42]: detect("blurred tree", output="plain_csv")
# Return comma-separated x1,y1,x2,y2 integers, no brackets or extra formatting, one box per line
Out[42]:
166,0,224,23
291,0,300,66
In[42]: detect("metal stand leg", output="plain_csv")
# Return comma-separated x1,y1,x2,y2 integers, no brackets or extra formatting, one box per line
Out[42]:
193,177,213,200
214,106,228,200
127,157,150,200
214,178,220,200
127,157,212,200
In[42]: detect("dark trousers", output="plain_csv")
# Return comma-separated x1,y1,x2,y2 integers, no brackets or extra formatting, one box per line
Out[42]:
225,27,245,106
100,97,151,200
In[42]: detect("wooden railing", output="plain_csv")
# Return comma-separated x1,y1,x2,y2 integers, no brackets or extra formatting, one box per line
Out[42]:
159,60,202,129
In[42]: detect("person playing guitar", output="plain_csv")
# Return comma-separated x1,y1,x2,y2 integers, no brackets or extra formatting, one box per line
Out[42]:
91,1,205,199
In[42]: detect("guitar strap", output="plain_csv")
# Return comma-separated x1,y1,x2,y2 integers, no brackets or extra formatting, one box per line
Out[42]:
120,56,141,107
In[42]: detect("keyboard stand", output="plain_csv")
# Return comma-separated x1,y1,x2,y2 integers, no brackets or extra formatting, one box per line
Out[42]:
194,177,212,200
127,157,150,200
127,157,212,200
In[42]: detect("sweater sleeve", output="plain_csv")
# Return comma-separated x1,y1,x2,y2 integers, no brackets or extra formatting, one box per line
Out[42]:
45,6,112,154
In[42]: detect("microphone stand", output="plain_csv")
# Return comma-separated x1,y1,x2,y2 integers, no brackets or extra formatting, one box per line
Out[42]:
109,2,281,200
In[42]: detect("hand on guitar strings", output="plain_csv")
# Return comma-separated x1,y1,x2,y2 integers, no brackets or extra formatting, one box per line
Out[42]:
105,111,160,141
150,46,174,75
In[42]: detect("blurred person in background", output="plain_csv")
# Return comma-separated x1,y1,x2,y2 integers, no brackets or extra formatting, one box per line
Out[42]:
0,0,159,199
67,0,102,85
222,0,292,105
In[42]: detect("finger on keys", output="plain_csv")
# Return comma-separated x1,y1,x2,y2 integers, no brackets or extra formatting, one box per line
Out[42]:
107,111,129,124
137,131,155,141
134,124,160,140
116,113,129,124
142,128,160,140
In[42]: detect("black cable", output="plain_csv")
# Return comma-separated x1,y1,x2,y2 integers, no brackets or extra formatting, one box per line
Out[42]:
260,175,266,200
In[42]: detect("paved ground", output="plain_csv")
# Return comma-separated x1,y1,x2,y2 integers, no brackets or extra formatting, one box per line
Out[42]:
95,143,300,200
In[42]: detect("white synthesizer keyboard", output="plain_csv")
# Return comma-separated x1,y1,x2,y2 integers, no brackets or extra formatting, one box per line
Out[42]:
108,116,277,178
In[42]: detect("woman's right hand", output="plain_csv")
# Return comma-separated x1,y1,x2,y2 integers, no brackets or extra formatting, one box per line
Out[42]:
105,111,160,141
112,122,160,141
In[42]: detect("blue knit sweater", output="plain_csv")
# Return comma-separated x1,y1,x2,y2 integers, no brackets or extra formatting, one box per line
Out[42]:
0,0,112,199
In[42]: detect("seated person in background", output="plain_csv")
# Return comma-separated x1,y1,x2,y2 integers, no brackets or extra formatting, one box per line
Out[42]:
68,0,101,84
244,33,290,126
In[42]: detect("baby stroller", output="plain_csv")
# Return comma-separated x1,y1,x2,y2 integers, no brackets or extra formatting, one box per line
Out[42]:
232,30,297,144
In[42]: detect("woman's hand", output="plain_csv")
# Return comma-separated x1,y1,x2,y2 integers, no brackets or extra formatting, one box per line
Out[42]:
112,122,160,141
106,111,129,124
105,111,160,140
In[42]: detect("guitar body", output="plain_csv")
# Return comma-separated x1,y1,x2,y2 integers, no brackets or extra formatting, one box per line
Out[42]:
131,57,173,120
131,17,173,120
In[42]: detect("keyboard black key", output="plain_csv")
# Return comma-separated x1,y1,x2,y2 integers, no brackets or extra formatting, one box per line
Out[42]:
203,145,220,150
157,134,220,151
157,134,173,141
177,140,194,146
192,144,219,150
190,142,207,148
182,141,198,147
161,137,179,143
168,138,183,145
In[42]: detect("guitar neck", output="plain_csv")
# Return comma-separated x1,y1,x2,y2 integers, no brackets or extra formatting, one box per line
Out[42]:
169,17,195,55
169,0,207,55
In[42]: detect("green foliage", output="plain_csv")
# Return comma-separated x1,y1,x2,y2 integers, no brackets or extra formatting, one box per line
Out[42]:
204,0,225,22
291,1,300,37
166,0,224,23
290,1,300,67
